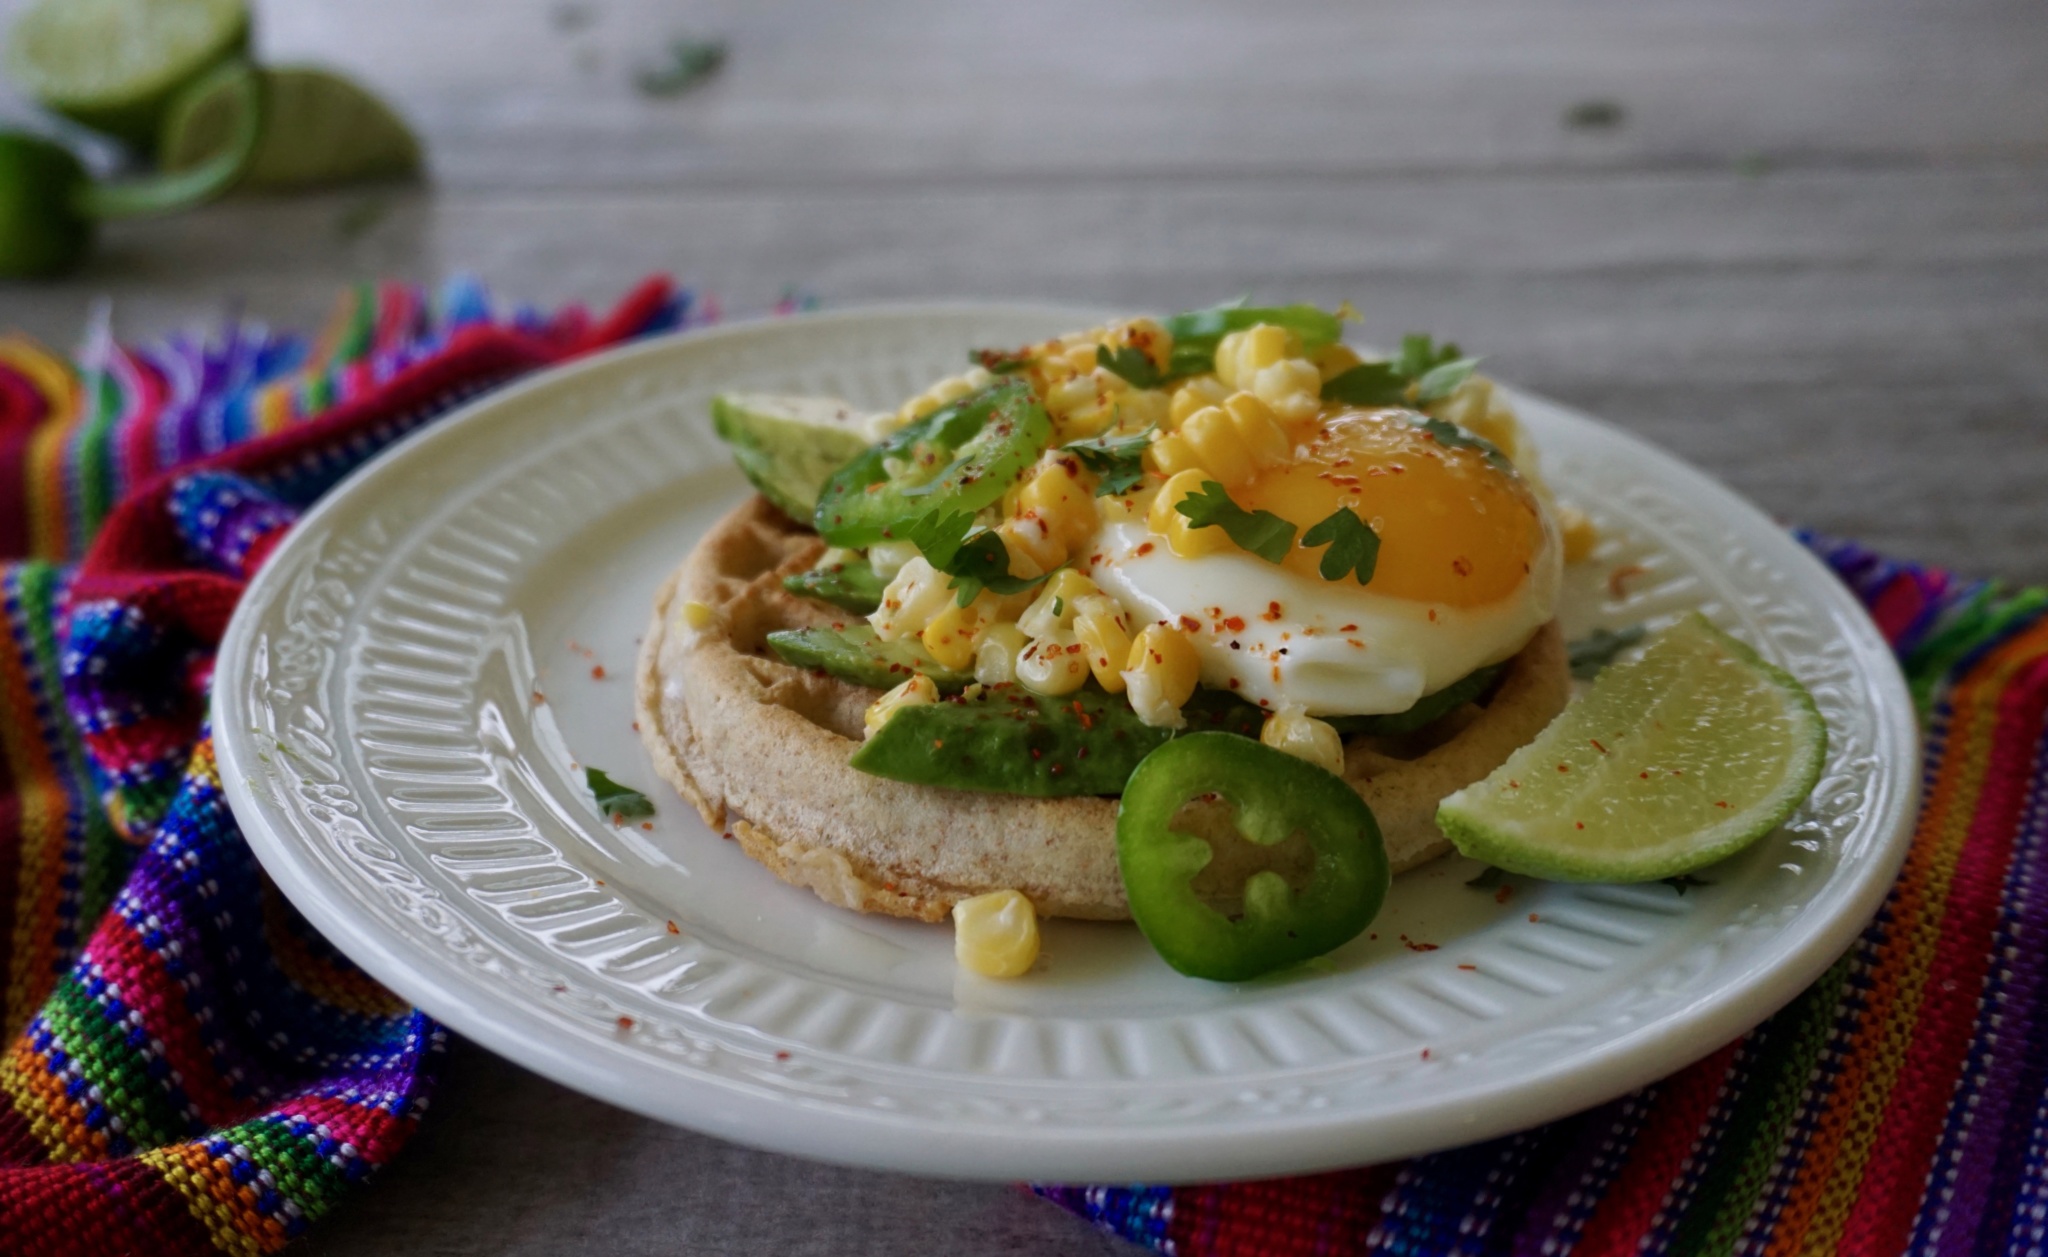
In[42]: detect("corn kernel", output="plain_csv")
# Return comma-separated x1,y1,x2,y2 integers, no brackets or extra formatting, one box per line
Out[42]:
870,557,952,641
1215,323,1299,389
679,599,724,635
920,599,987,671
952,889,1039,978
1122,624,1202,728
1019,569,1100,639
1071,594,1134,692
864,674,939,738
1145,429,1202,478
1168,375,1231,427
1148,469,1234,558
973,622,1030,685
1016,630,1091,696
1314,342,1364,380
1017,458,1099,549
1260,705,1347,776
996,516,1066,579
1250,359,1324,425
1558,505,1599,563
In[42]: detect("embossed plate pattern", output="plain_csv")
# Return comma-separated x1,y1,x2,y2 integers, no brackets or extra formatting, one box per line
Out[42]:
214,306,1918,1182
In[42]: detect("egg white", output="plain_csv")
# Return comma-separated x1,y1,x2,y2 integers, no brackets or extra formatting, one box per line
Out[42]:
1086,514,1561,716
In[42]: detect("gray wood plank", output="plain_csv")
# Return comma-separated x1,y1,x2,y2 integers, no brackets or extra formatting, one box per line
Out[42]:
7,165,2044,581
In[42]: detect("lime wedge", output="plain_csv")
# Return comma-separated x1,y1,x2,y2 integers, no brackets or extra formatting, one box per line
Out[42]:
160,64,422,191
4,0,249,150
1436,614,1826,882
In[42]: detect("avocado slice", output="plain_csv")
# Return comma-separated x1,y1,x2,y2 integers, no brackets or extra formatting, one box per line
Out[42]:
765,625,972,692
711,393,878,519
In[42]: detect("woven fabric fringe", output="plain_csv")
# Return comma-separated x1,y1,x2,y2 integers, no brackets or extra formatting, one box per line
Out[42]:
0,277,696,1255
1048,534,2048,1255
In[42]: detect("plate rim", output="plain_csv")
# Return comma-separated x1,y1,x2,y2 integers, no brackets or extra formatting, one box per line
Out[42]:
213,303,1921,1182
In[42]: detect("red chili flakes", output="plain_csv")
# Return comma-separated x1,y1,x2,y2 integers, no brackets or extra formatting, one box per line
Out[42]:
591,664,607,680
1575,821,1585,830
1179,614,1202,632
1639,771,1650,779
775,1050,791,1062
532,690,546,705
932,738,945,749
1135,542,1156,557
609,813,625,828
640,821,654,831
631,721,641,732
1608,564,1648,599
1398,934,1440,953
1494,885,1513,905
1428,608,1439,623
1457,963,1477,971
1715,800,1730,809
1339,623,1359,632
1224,615,1246,633
1451,556,1474,577
666,920,680,934
1528,913,1541,923
1590,739,1608,754
1421,1047,1432,1060
1557,763,1571,773
616,1015,636,1031
1261,601,1284,622
1508,779,1521,789
722,831,736,841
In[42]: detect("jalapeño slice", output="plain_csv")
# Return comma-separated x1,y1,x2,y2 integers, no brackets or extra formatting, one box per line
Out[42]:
1116,733,1388,982
812,380,1052,548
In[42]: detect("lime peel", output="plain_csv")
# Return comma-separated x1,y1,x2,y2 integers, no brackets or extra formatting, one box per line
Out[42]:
1435,614,1826,883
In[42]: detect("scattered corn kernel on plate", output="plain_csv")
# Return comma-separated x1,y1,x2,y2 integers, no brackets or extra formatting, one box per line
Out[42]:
215,305,1918,1183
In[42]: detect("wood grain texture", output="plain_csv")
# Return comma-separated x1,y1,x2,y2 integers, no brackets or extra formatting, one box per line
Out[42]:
1,0,2045,1250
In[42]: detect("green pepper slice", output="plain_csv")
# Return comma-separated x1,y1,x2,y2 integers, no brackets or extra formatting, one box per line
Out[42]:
812,380,1052,548
1116,733,1388,982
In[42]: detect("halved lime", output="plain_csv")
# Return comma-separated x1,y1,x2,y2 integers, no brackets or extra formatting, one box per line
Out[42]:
4,0,249,150
160,64,422,191
1436,614,1826,882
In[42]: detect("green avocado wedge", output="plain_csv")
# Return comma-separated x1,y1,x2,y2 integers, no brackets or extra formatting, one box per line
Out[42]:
711,393,878,520
851,685,1266,797
782,557,887,615
1324,663,1505,737
766,625,970,692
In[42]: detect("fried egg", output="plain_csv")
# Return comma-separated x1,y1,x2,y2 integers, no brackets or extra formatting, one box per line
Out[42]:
1090,407,1561,716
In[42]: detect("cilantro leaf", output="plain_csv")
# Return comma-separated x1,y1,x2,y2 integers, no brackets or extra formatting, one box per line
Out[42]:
1320,360,1409,406
1417,416,1511,469
1395,333,1463,381
970,347,1033,375
1567,624,1646,679
1174,480,1297,563
1299,508,1380,584
904,510,1051,606
1094,344,1164,389
586,768,655,819
1061,428,1152,496
1414,356,1482,404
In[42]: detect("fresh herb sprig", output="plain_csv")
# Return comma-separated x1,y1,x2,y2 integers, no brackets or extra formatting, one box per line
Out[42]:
1300,507,1381,584
1173,481,1297,563
906,511,1053,606
587,768,655,819
1061,428,1153,496
1322,332,1482,409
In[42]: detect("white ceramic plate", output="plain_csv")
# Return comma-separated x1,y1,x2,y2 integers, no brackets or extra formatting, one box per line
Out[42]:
215,306,1918,1183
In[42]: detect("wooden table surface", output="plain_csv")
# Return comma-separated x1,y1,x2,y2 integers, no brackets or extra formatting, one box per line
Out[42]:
4,0,2046,1251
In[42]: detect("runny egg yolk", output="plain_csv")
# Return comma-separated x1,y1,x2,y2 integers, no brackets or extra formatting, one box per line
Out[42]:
1236,407,1544,609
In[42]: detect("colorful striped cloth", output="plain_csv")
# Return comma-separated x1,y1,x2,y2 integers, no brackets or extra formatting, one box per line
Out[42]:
0,278,698,1254
0,283,2042,1255
1048,546,2048,1254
